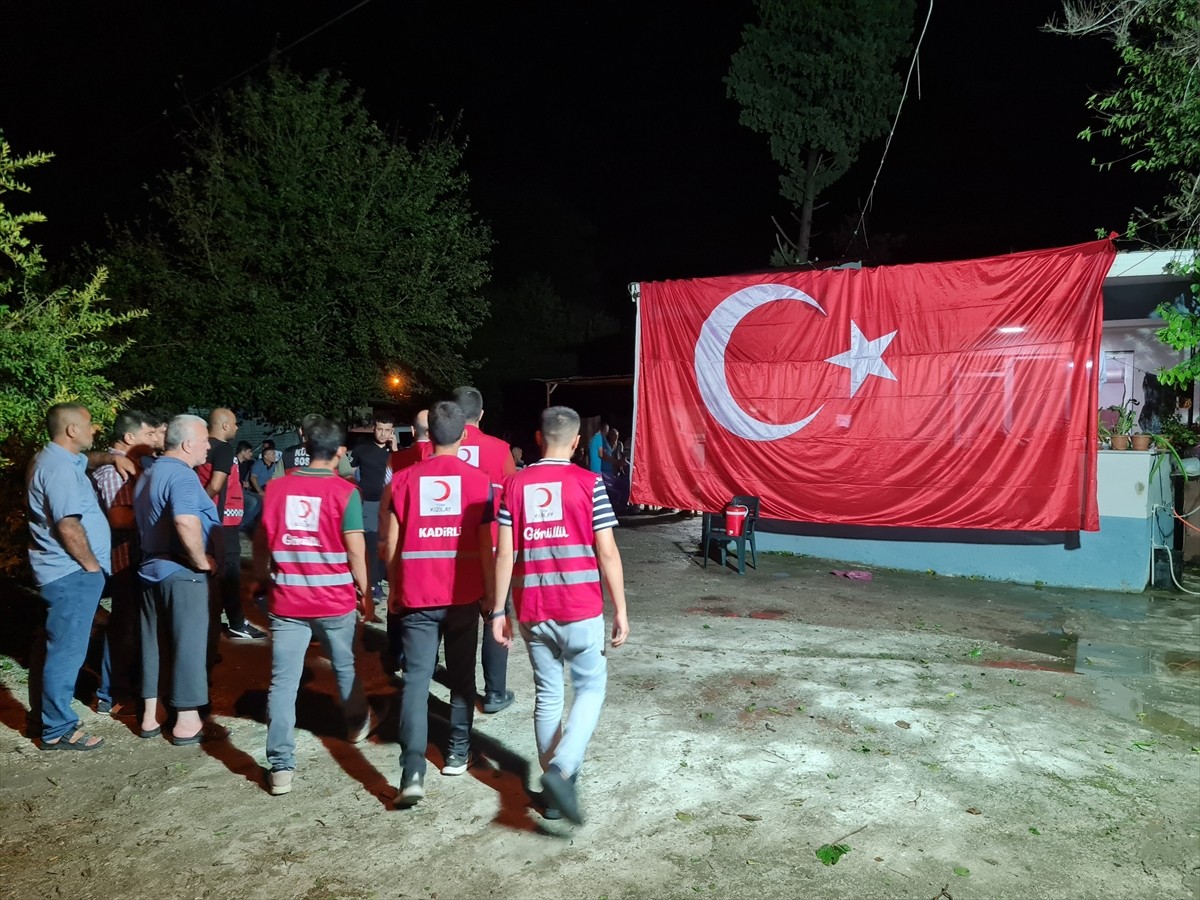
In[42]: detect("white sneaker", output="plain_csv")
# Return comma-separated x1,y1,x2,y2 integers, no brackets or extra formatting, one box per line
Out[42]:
269,769,293,796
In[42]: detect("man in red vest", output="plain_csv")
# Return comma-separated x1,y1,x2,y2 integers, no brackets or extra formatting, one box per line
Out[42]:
490,405,630,825
253,417,373,796
452,386,516,714
377,409,430,672
385,401,495,806
197,407,265,642
376,409,430,565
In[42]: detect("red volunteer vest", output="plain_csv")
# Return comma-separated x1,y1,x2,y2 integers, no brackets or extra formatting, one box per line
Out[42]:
390,454,491,610
198,453,245,526
458,424,515,489
262,471,360,618
388,440,431,476
504,462,603,624
459,424,513,542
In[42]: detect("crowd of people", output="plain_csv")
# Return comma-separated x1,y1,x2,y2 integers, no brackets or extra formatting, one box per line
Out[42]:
24,387,630,824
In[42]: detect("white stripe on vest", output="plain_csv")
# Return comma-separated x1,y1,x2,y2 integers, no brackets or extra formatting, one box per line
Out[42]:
272,550,349,565
274,572,355,587
522,570,601,589
522,544,596,562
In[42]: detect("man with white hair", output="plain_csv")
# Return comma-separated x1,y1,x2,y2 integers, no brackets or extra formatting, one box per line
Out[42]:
135,415,224,745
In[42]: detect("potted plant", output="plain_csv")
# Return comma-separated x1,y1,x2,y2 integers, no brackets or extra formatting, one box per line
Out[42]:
1150,416,1198,480
1103,399,1139,450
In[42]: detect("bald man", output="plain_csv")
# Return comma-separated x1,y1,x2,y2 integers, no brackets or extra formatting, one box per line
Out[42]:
197,408,265,641
27,403,111,750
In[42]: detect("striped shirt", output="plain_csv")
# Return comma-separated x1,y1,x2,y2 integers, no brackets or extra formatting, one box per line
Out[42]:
498,458,616,531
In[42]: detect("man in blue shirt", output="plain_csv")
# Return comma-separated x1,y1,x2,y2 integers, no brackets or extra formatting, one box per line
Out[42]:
586,421,611,475
134,414,224,745
26,403,112,751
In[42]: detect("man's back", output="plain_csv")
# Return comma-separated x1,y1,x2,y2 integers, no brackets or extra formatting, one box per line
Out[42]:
458,423,515,489
390,454,492,609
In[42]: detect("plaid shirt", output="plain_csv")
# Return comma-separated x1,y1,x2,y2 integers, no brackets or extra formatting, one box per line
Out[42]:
91,450,139,573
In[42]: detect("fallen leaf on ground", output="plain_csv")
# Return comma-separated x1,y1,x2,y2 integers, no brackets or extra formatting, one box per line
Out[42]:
815,843,851,866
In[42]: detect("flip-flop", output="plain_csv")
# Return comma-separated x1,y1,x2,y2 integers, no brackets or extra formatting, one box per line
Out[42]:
139,726,162,739
170,724,230,747
41,732,105,752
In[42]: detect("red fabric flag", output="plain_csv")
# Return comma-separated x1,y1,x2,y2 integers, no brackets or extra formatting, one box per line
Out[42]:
631,239,1114,531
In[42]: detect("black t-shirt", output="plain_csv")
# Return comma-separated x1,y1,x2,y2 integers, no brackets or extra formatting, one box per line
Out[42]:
350,442,391,501
283,445,310,472
203,437,235,510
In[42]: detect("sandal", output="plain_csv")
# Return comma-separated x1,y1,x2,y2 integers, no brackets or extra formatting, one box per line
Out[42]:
170,723,230,746
41,731,105,752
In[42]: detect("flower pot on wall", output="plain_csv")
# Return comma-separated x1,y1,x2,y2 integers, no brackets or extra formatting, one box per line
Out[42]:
1110,435,1132,450
1131,434,1153,451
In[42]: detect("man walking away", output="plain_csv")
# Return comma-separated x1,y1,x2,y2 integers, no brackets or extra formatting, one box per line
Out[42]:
490,406,630,824
253,417,372,796
90,409,157,716
197,408,265,641
452,386,516,714
384,401,495,806
27,403,111,751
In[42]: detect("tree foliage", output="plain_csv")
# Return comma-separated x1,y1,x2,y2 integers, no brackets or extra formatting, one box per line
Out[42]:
109,68,492,423
1050,0,1200,245
1049,1,1200,389
0,137,146,574
725,0,915,264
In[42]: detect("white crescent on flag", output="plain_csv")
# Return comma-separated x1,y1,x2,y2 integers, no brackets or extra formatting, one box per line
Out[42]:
693,284,827,442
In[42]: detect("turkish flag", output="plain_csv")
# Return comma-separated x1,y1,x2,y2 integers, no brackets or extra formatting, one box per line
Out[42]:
631,239,1114,531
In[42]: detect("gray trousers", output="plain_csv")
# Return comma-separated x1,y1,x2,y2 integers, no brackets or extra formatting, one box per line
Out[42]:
140,568,211,709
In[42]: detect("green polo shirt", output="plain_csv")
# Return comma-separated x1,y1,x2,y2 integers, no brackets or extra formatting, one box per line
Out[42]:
294,467,364,531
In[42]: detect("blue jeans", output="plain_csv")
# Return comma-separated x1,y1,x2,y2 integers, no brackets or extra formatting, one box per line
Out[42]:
520,614,608,777
39,569,105,742
266,610,366,772
398,604,478,778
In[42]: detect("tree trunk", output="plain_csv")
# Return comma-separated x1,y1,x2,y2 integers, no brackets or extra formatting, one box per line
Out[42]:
795,147,819,264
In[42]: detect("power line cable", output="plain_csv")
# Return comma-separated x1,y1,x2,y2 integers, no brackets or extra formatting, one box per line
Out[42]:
70,0,377,170
842,0,935,258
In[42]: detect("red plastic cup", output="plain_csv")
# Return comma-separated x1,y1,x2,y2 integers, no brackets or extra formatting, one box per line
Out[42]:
725,505,748,537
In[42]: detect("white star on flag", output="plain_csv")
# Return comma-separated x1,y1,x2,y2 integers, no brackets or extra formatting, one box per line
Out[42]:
825,320,899,398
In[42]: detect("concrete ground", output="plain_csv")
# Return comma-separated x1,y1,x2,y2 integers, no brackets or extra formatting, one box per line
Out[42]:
0,512,1197,900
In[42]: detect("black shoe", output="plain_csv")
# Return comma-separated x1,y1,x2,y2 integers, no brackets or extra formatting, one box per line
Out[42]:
541,766,582,825
96,698,134,717
398,771,425,806
441,752,470,776
228,622,267,640
540,770,578,820
482,690,515,714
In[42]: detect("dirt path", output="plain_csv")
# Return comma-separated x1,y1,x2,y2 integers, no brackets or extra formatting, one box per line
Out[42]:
1,514,1197,900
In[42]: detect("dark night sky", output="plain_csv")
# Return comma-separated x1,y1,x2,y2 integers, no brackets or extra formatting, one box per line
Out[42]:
1,1,1161,300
